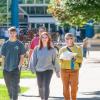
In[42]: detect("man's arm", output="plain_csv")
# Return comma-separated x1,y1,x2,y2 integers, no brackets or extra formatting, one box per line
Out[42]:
1,43,6,68
19,55,24,65
18,55,24,70
18,42,26,69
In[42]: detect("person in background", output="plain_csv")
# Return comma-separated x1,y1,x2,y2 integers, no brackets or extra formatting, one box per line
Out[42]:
29,32,60,100
76,28,81,42
29,26,46,59
83,38,90,58
58,27,65,42
59,33,83,100
1,27,26,100
69,26,76,37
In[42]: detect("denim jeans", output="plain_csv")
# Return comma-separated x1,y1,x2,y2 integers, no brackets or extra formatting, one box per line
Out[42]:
3,68,20,100
36,70,53,100
83,48,87,57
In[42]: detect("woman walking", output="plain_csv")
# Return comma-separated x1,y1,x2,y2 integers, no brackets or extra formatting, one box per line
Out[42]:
59,33,83,100
29,32,60,100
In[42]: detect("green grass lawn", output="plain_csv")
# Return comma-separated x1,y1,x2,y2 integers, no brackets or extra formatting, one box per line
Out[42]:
20,70,36,78
0,84,28,100
0,56,36,79
0,69,36,79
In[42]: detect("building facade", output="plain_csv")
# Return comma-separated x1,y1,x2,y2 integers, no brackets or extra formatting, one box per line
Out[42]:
19,0,58,32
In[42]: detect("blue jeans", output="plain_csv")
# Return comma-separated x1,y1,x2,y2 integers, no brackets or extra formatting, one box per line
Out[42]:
36,70,53,100
83,48,87,57
3,68,20,100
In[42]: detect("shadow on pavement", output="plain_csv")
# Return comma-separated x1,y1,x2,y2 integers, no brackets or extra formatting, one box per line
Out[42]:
21,94,39,97
78,91,100,100
21,91,100,100
77,98,100,100
81,91,100,95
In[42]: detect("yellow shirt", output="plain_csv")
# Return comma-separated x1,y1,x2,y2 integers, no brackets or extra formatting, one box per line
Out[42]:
59,45,83,70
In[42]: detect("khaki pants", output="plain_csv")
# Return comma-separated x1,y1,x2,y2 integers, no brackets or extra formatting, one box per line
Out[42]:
61,69,79,100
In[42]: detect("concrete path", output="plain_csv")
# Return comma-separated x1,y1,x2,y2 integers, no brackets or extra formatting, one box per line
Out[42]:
19,51,100,100
0,51,100,100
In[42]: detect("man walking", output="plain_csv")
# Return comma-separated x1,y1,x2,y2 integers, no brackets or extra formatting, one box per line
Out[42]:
1,27,26,100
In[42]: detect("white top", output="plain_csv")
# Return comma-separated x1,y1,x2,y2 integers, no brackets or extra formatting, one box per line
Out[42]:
76,30,81,36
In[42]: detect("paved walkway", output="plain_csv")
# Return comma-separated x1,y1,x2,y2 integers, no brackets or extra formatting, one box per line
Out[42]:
0,51,100,100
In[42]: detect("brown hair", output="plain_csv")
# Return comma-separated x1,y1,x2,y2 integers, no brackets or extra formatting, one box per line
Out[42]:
39,32,53,50
8,27,16,33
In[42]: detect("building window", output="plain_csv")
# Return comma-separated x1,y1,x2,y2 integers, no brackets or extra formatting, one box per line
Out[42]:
44,7,48,15
45,0,50,4
22,7,27,12
19,0,26,4
21,6,50,15
26,7,30,14
36,0,44,4
50,24,56,32
36,7,44,14
27,0,34,3
30,7,35,14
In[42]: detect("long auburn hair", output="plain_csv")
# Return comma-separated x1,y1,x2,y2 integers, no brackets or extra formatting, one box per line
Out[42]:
39,32,53,50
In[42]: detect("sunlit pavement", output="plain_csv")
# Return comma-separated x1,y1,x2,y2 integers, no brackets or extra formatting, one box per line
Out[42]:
0,51,100,100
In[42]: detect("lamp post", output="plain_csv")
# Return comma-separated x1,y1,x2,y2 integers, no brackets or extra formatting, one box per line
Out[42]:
11,0,19,28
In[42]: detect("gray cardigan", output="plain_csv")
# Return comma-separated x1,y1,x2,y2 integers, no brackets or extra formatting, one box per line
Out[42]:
29,46,60,73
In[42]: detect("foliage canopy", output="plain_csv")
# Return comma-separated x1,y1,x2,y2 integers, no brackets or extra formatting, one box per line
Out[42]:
48,0,100,26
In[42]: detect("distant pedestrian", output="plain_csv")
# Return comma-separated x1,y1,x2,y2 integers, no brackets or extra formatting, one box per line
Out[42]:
1,27,26,100
58,27,65,42
69,26,76,37
83,38,90,58
59,33,83,100
29,32,60,100
76,28,81,42
29,26,46,59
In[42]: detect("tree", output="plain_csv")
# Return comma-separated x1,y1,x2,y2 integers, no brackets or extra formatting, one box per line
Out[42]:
48,0,100,26
0,15,7,25
0,0,9,25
